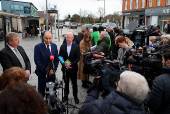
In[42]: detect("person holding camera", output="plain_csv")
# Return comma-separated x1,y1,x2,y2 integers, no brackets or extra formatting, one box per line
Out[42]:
113,36,132,66
79,71,149,114
145,48,170,114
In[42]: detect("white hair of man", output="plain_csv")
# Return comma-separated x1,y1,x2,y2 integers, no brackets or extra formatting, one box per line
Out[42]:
119,71,149,103
44,31,52,36
101,31,108,38
69,29,74,35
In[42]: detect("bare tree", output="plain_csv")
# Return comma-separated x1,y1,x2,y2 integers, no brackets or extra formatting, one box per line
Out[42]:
97,7,104,17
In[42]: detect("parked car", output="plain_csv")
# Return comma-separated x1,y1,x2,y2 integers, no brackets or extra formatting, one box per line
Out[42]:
64,21,70,27
56,23,63,28
107,23,117,31
77,23,82,27
93,23,101,28
102,23,109,29
70,22,77,29
85,24,93,33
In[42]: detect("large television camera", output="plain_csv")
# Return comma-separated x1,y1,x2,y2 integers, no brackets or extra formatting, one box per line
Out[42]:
124,25,164,87
45,81,66,114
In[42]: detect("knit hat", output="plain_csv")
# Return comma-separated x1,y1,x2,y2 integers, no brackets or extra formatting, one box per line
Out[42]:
149,36,156,41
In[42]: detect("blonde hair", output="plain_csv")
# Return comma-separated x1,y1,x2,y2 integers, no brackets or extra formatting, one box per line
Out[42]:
125,37,134,47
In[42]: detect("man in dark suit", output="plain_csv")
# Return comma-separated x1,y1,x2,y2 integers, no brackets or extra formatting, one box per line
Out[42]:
34,31,59,97
59,32,80,104
0,32,31,77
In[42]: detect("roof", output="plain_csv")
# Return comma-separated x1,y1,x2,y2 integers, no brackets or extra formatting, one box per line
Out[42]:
0,11,20,17
0,0,38,10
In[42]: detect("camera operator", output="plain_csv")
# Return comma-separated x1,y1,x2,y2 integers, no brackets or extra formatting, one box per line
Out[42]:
113,36,132,66
145,48,170,114
79,71,149,114
91,31,110,56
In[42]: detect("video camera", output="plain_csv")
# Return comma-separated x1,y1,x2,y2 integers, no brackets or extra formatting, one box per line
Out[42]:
45,81,66,114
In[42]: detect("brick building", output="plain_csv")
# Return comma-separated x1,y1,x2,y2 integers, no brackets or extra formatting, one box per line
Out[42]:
122,0,170,32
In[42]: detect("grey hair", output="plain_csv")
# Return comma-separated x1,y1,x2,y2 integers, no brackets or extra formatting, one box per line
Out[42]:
69,29,74,34
106,26,110,29
44,31,52,36
165,35,170,40
119,71,149,103
101,31,108,38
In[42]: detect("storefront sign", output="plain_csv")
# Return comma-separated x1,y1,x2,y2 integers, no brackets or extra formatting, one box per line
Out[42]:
11,4,23,11
31,10,35,14
24,7,30,14
162,9,170,14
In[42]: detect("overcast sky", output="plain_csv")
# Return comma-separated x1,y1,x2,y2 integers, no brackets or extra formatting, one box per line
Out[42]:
0,0,122,19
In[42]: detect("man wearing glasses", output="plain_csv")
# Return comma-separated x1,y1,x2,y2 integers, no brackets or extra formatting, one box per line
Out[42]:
79,71,149,114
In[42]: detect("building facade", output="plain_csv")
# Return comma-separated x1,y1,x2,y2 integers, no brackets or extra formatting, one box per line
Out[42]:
122,0,170,32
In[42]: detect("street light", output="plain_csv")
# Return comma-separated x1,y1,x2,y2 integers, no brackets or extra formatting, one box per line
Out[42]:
98,0,105,22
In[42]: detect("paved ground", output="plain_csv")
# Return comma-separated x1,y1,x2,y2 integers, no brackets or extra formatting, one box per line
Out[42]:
0,27,94,114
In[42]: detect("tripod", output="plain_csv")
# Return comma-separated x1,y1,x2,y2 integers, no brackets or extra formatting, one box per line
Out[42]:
62,67,79,114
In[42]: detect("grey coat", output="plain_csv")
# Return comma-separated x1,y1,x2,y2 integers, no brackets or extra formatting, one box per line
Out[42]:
117,46,131,65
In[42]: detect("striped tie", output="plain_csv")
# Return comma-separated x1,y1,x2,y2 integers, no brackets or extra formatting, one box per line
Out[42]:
14,48,26,70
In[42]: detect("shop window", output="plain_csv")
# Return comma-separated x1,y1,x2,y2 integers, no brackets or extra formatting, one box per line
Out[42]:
130,0,132,10
142,0,145,8
167,0,170,5
125,1,127,10
136,0,138,9
149,0,152,7
157,0,160,6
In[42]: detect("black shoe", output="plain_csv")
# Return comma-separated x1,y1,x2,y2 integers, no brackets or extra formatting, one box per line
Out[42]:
82,83,89,89
62,96,68,102
86,80,92,85
74,97,79,104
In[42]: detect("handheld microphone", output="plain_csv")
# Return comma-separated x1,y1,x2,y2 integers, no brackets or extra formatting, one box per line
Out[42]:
50,55,54,61
58,56,67,69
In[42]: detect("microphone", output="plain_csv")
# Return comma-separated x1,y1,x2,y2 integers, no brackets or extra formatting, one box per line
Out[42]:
50,55,55,70
46,55,55,78
58,56,67,69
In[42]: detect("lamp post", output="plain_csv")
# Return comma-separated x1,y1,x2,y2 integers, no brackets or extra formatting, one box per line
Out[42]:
98,0,105,22
46,0,48,30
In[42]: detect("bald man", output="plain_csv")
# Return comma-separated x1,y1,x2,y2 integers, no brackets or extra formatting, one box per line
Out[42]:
59,32,80,104
34,31,59,97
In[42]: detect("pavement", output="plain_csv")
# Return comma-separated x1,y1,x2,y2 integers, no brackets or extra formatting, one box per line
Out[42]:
0,27,94,114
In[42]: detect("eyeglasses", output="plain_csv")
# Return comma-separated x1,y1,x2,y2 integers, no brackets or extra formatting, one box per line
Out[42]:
82,31,85,32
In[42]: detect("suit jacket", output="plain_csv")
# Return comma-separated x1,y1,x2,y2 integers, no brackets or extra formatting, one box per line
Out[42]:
0,45,31,72
34,42,59,77
59,43,80,72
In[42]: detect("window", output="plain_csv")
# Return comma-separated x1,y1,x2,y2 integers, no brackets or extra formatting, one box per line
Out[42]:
136,0,138,9
142,0,145,8
149,0,152,7
125,0,127,10
130,0,132,10
157,0,160,6
167,0,170,5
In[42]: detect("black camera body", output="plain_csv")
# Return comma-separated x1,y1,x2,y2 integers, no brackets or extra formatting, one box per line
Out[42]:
45,81,66,114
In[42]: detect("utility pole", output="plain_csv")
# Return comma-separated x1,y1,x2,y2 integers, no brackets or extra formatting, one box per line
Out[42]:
46,0,48,30
104,0,105,22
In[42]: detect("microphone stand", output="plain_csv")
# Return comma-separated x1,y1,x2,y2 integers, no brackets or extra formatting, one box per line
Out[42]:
62,65,79,114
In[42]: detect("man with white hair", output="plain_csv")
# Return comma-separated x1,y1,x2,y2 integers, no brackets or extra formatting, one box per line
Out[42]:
91,31,110,55
79,71,149,114
163,34,170,45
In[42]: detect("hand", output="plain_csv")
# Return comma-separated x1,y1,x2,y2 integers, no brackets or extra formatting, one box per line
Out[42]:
49,69,54,76
67,64,72,69
25,70,30,77
100,52,105,56
113,59,118,62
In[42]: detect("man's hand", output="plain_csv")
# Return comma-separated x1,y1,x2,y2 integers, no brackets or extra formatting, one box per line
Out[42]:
100,52,105,56
113,59,118,62
25,70,30,78
49,69,54,76
67,64,72,69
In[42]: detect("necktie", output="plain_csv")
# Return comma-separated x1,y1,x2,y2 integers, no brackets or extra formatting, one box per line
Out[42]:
47,45,51,55
14,48,26,70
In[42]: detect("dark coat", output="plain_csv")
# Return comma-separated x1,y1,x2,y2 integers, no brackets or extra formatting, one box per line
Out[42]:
62,35,80,45
34,42,59,77
108,31,114,43
79,90,145,114
145,66,170,114
91,37,110,55
59,43,80,72
77,33,83,42
0,45,31,72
